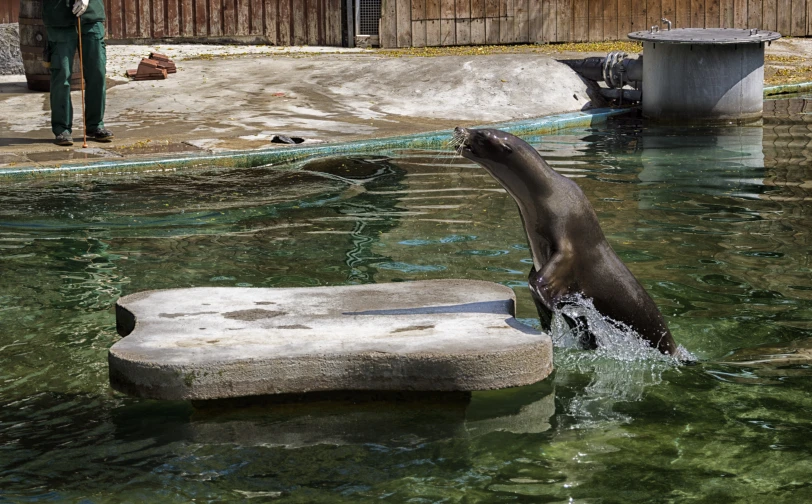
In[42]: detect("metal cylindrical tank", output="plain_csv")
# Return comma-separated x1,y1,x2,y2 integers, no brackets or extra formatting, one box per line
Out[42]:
628,28,781,123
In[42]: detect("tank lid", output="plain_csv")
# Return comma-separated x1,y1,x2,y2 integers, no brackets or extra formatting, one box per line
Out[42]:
628,27,781,44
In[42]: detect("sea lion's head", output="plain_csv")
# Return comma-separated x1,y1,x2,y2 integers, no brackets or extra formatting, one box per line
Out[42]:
454,127,517,165
454,127,543,197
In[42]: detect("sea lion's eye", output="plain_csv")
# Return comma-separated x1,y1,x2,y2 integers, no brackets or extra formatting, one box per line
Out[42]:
501,142,513,154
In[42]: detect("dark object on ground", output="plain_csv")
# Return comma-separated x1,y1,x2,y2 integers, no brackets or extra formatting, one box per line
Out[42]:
126,53,176,81
272,135,305,144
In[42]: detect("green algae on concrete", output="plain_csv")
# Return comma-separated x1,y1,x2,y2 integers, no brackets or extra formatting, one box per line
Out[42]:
0,108,634,178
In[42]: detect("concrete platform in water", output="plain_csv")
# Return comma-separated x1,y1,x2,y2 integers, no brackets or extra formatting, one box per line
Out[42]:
110,280,553,401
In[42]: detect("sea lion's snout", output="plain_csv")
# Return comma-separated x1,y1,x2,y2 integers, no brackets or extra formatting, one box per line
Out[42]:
453,127,475,159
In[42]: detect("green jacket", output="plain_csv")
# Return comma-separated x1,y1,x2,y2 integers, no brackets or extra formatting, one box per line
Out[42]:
42,0,105,27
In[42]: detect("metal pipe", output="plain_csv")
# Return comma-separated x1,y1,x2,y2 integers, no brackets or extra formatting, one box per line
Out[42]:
560,54,643,88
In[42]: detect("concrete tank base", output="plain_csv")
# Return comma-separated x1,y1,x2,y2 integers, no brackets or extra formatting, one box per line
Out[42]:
109,280,553,401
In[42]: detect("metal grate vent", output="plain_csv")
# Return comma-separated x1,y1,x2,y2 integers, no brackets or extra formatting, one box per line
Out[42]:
357,0,381,36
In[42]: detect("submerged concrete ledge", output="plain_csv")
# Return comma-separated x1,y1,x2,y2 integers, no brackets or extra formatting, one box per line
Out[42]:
2,108,633,178
109,280,553,401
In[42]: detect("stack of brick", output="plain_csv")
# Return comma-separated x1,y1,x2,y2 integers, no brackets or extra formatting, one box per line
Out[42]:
126,53,177,81
149,53,177,74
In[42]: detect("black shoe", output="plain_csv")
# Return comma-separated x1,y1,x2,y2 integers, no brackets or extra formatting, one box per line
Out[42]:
88,128,114,142
55,131,73,146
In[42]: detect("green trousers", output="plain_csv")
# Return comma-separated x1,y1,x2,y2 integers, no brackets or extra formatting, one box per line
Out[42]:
46,22,107,136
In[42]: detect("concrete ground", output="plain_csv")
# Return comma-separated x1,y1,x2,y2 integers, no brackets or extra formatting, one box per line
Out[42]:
1,38,811,169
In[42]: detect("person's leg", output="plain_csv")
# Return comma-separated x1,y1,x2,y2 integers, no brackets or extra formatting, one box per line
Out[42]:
81,22,112,140
46,26,78,138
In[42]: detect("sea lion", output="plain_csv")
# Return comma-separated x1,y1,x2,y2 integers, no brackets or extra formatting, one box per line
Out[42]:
454,127,679,356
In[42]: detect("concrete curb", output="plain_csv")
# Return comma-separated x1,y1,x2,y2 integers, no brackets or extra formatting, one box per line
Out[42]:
763,81,812,97
1,107,634,178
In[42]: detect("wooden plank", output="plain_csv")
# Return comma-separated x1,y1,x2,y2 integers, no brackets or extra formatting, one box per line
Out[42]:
604,0,617,40
485,16,500,42
485,0,499,17
557,0,571,41
126,0,139,36
661,0,676,26
442,0,456,18
721,0,734,26
691,0,705,27
278,0,291,45
746,0,759,28
139,0,151,37
264,0,278,43
224,0,236,36
181,0,194,36
456,0,471,18
777,0,791,33
705,0,720,27
413,20,428,45
808,0,812,35
306,0,318,44
210,0,222,36
413,0,426,19
238,0,251,35
427,19,442,44
762,0,776,30
292,0,306,44
675,0,690,28
647,0,662,32
515,0,529,42
457,19,472,43
530,0,543,42
588,0,603,41
573,0,588,39
472,0,486,17
471,17,486,42
791,0,805,35
501,0,514,43
441,18,456,44
618,0,631,36
397,0,412,47
107,0,123,38
413,0,428,46
329,0,343,44
166,0,180,36
427,0,442,18
733,0,746,27
250,0,262,34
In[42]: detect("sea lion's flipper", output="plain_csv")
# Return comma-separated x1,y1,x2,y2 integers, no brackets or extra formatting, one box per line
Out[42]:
528,267,553,329
529,260,595,349
530,251,576,307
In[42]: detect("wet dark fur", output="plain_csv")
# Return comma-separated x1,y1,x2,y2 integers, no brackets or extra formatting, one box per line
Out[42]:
455,127,678,356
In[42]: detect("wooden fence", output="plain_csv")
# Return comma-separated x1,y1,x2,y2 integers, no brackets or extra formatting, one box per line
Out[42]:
3,0,812,45
2,0,343,45
1,0,18,23
380,0,812,47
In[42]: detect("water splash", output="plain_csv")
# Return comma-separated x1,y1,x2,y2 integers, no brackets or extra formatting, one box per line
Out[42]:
549,294,693,427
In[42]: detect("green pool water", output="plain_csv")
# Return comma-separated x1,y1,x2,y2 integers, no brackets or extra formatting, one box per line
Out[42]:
1,97,811,502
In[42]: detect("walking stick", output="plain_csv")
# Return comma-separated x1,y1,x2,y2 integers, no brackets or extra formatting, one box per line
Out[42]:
77,16,88,148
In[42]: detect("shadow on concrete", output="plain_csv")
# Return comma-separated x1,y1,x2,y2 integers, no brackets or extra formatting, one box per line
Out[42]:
0,137,51,147
0,81,29,94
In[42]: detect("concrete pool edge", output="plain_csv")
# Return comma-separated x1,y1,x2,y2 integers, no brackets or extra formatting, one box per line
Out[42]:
0,108,635,178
